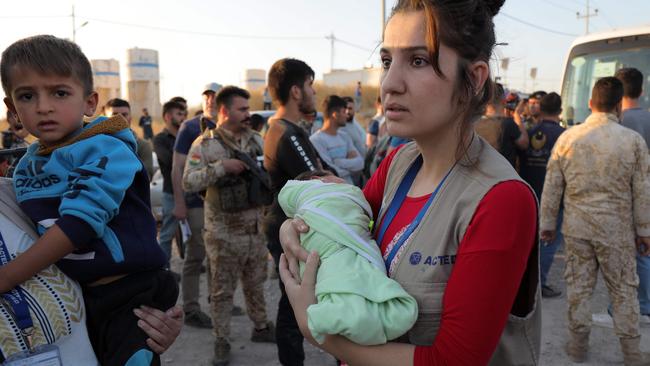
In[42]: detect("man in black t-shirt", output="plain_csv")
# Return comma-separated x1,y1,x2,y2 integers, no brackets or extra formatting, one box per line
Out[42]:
519,92,565,298
263,58,322,366
152,100,186,270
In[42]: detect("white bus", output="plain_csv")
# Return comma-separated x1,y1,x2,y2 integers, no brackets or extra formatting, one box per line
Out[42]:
560,26,650,125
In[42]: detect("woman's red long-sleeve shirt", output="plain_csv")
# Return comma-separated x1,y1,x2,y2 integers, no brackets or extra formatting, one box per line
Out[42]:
362,148,537,366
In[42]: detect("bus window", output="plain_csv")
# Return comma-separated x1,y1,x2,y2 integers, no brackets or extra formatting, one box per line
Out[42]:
562,47,650,125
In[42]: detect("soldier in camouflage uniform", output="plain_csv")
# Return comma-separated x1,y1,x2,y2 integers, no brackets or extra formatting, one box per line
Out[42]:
183,86,275,366
540,77,650,366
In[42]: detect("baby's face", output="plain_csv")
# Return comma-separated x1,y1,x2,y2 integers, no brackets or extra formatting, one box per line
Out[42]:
313,175,346,184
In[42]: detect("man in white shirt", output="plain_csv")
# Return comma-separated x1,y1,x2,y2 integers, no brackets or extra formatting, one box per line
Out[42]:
310,96,363,184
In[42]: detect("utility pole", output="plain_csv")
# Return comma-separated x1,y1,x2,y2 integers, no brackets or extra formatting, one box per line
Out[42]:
71,5,76,43
576,0,598,35
381,0,385,35
71,5,88,43
326,32,335,72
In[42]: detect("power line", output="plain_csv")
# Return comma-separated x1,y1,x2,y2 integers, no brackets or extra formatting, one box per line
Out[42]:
0,15,69,19
542,0,578,14
500,12,579,37
332,37,373,52
80,16,322,41
81,15,374,55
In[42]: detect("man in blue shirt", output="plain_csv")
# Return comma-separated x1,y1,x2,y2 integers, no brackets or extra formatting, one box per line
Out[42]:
519,92,565,298
616,67,650,325
171,83,219,328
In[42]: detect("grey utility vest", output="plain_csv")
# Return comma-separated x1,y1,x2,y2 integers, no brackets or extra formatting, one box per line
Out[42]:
377,135,541,365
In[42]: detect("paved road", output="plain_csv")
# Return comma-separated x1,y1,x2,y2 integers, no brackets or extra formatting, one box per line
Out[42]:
164,251,649,365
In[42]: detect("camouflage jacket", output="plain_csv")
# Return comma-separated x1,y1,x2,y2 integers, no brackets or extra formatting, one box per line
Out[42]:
540,112,650,243
183,126,264,233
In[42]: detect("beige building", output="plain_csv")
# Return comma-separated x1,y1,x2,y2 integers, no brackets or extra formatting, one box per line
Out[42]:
323,67,381,88
126,48,161,119
91,59,121,116
242,69,266,92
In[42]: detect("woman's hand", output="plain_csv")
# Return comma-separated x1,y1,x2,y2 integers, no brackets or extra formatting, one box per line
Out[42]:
278,251,320,344
134,304,184,354
279,218,311,280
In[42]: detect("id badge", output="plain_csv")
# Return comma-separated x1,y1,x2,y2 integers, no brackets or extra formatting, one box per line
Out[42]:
3,344,62,366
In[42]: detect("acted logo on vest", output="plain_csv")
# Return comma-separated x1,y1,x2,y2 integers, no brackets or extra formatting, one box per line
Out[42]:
409,251,457,267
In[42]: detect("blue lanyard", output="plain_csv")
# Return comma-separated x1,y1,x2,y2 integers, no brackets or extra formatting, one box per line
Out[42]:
0,231,34,333
376,155,454,271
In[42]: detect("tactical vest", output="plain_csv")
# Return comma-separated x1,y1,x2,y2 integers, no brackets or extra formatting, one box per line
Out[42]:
205,128,270,213
377,135,541,365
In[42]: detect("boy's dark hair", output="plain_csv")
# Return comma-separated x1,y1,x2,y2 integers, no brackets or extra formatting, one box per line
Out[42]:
169,96,187,105
615,67,644,99
591,77,624,112
249,114,265,131
215,86,250,112
294,169,335,181
322,95,347,117
105,98,131,110
162,101,185,116
342,96,354,105
1,35,94,97
540,92,562,116
267,58,315,106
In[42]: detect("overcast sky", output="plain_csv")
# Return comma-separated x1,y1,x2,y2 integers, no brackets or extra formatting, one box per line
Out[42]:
1,0,649,114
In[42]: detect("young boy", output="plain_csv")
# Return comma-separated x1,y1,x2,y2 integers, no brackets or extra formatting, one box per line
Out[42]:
278,170,418,346
0,35,177,366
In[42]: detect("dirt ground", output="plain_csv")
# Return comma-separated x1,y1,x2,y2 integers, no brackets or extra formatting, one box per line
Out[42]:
165,250,650,366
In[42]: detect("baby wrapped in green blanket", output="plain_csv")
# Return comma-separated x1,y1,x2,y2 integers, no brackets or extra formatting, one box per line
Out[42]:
278,171,418,345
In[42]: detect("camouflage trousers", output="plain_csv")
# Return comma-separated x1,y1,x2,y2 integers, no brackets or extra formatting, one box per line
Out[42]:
564,236,640,338
204,226,269,339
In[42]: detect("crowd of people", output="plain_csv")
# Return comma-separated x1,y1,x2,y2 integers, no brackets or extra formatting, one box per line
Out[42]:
472,70,650,365
0,0,649,365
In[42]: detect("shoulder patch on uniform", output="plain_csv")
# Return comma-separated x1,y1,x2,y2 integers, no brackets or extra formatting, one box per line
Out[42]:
188,152,201,166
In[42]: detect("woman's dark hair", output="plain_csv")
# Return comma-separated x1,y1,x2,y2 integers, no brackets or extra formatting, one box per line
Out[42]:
390,0,505,160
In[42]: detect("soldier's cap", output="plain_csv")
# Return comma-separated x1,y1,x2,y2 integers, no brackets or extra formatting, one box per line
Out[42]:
202,82,221,95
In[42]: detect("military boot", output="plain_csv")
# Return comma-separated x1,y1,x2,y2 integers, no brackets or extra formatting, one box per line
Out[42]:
620,337,650,366
251,321,276,343
565,331,589,363
212,338,231,366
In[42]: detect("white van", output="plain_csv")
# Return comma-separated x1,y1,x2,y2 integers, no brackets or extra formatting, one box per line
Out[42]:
560,26,650,125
